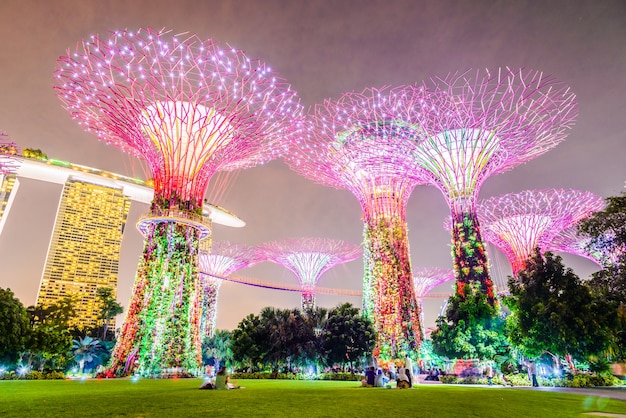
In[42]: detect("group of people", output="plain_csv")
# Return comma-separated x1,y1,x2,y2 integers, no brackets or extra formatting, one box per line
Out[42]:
362,356,416,389
199,366,243,390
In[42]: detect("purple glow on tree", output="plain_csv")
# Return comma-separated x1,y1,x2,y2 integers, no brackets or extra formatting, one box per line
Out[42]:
410,68,578,303
258,237,361,311
478,189,605,276
197,241,262,338
0,132,20,175
285,85,429,359
54,28,302,377
412,267,454,324
549,226,616,268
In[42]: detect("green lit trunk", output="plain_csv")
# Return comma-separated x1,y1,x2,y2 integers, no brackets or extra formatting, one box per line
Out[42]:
450,207,495,305
363,210,421,360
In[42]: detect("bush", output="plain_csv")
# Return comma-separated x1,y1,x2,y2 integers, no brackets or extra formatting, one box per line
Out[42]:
505,373,532,387
0,370,66,380
439,375,458,384
230,371,362,381
319,372,362,381
567,373,622,388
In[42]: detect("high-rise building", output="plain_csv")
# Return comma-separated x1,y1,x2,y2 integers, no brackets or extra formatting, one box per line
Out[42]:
36,178,131,330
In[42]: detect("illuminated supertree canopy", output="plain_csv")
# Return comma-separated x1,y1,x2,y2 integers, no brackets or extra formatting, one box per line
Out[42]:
412,267,454,323
258,237,361,311
197,241,261,338
54,28,302,377
477,188,605,276
0,132,20,175
549,226,616,268
285,85,430,359
410,68,578,303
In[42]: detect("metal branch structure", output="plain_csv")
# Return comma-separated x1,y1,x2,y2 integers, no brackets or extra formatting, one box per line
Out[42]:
197,241,262,338
285,85,430,359
477,189,605,276
549,226,615,268
412,267,454,324
410,68,578,303
258,237,362,311
0,132,20,175
54,28,302,377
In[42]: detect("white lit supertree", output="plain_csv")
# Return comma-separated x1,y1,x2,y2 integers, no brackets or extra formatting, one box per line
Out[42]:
258,237,362,311
197,241,262,338
55,28,302,377
285,85,430,359
409,69,578,304
477,189,605,277
412,267,454,325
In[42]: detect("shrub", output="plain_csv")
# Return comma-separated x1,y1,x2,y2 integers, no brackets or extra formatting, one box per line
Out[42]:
439,375,459,384
505,373,532,387
319,372,361,381
567,373,622,388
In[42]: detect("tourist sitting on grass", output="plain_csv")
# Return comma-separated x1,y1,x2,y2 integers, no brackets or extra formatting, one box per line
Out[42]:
396,367,410,389
374,368,388,387
215,366,243,390
362,366,376,387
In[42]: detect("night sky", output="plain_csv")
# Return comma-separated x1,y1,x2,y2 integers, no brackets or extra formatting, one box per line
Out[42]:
0,0,624,332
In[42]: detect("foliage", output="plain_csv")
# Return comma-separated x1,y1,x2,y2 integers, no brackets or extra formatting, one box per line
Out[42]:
321,303,376,369
0,370,66,380
231,303,373,373
0,288,31,363
202,329,233,370
23,298,75,372
318,372,362,381
579,192,626,360
565,373,622,388
451,212,494,304
504,250,614,363
95,287,123,341
22,148,48,160
71,336,105,373
431,282,508,360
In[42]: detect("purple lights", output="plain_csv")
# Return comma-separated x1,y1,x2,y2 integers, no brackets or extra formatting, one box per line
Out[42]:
258,237,362,311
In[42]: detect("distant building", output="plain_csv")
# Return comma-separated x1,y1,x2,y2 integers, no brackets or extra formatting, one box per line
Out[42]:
2,155,243,331
0,174,19,235
36,178,131,330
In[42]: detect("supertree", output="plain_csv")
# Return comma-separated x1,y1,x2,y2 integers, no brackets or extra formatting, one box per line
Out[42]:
477,189,605,278
410,69,578,303
412,267,454,325
549,225,623,268
258,237,362,311
54,28,301,377
0,132,20,174
285,85,431,359
197,241,262,338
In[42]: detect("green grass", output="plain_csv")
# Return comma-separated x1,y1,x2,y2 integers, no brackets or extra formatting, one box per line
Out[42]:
0,379,624,417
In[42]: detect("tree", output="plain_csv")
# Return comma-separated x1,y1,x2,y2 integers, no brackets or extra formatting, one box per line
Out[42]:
22,148,48,160
231,313,266,372
0,288,30,363
322,303,376,371
95,287,123,341
504,250,614,371
202,329,233,371
431,282,508,361
579,192,626,360
71,336,105,374
24,298,75,371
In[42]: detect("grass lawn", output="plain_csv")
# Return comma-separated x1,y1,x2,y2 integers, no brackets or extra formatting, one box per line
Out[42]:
1,379,624,417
